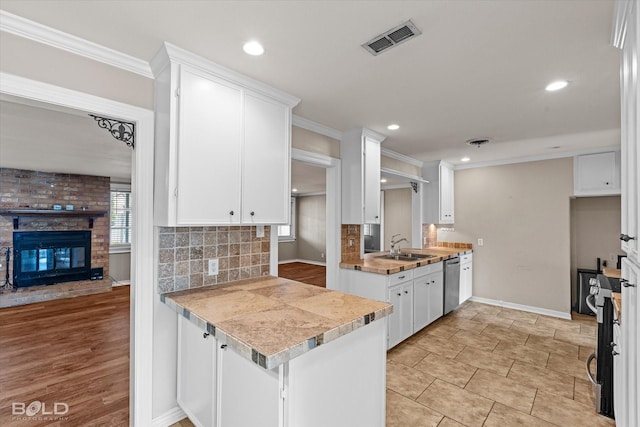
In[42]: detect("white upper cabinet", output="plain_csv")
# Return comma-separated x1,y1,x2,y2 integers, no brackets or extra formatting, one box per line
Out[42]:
422,161,455,224
573,151,621,197
151,43,300,226
341,128,385,225
242,93,291,224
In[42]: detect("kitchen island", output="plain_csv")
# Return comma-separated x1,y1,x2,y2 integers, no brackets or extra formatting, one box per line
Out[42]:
161,276,392,427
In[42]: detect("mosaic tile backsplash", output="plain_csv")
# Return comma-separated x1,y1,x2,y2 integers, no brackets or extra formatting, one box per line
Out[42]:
157,226,271,293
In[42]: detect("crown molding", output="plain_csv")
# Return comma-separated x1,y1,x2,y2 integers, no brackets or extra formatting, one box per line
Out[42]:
292,115,343,141
0,10,153,78
381,167,429,184
151,42,300,107
454,145,621,170
381,147,423,167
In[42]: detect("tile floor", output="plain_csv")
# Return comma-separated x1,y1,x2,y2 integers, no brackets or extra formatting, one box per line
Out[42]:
172,301,616,427
386,301,616,427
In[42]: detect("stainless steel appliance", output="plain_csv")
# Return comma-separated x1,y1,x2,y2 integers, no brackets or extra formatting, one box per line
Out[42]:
443,257,460,314
585,274,620,419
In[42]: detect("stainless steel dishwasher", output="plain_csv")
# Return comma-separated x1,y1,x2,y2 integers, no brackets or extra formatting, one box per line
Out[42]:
443,257,460,314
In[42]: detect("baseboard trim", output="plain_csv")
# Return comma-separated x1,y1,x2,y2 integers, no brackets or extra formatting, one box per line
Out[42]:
469,296,572,320
278,259,327,267
151,406,187,427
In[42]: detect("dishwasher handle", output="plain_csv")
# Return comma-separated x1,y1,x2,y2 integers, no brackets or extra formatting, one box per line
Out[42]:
585,294,598,315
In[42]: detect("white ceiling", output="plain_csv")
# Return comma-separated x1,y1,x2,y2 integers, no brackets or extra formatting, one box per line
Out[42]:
0,96,133,181
0,1,621,171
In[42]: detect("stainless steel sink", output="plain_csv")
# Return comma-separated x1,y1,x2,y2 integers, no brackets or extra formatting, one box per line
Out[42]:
375,253,437,261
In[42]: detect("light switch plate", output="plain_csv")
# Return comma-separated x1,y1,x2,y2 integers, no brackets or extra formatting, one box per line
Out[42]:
256,225,265,238
477,238,484,247
208,259,219,276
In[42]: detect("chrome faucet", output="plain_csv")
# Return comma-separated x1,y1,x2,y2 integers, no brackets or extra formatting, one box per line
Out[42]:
390,234,408,255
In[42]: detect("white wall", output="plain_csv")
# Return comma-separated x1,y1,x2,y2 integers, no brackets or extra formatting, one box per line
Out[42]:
383,188,412,251
297,195,326,263
109,252,131,282
439,157,573,314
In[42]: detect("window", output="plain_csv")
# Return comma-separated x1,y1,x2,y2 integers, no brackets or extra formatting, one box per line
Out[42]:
110,183,132,252
278,197,296,241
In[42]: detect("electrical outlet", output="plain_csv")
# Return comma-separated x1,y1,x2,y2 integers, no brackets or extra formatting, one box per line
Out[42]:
208,259,219,276
477,238,484,247
349,239,355,247
256,225,265,238
321,252,325,259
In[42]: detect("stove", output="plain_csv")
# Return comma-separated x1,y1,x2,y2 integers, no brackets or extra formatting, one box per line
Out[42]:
585,274,619,419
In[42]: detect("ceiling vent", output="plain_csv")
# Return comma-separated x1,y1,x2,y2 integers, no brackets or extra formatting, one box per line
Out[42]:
466,138,492,148
362,20,422,56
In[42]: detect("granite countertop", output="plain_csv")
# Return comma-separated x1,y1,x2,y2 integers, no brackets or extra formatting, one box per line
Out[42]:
161,276,392,370
603,267,622,279
340,247,472,275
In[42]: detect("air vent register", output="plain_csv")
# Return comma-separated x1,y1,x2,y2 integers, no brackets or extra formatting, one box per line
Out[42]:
362,20,422,56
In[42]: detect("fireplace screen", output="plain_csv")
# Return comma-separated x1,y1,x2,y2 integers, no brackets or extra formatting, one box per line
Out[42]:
13,231,91,287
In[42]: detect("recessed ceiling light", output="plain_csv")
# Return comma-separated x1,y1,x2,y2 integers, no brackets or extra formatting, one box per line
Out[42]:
243,41,264,56
545,80,568,91
292,188,298,192
387,124,400,130
380,178,387,183
461,157,470,162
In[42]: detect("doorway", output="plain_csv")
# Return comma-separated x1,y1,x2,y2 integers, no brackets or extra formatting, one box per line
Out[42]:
0,73,155,424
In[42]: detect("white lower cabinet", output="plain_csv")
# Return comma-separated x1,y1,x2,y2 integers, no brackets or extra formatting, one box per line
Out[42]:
413,265,444,332
459,253,473,304
388,281,413,348
177,314,387,427
613,322,625,427
177,316,217,427
343,262,444,349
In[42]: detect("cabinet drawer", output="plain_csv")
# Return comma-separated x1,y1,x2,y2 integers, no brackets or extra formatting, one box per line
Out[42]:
413,262,443,279
460,253,472,264
388,270,412,287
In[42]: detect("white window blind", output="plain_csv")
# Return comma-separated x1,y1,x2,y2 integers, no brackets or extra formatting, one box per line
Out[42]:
278,197,296,241
110,186,132,248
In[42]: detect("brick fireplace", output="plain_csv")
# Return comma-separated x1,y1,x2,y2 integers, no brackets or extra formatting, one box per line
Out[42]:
0,168,112,307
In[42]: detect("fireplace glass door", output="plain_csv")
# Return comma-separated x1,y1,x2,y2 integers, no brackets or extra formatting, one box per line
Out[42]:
13,231,91,287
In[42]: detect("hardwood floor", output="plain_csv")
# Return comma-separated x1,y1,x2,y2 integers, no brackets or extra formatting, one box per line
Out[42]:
278,262,326,287
0,286,130,427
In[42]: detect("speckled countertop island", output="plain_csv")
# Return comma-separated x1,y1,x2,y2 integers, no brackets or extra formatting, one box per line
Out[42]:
161,276,392,369
340,246,473,274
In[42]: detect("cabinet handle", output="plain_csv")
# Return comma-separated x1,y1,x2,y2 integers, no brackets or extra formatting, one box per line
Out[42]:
620,234,636,242
612,349,620,356
221,344,227,349
621,278,636,288
229,210,234,216
398,275,406,280
375,216,379,219
397,293,401,296
404,290,408,294
250,211,255,217
203,332,210,339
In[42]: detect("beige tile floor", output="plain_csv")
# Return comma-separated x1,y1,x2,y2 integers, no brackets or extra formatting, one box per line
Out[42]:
387,301,616,427
173,301,616,427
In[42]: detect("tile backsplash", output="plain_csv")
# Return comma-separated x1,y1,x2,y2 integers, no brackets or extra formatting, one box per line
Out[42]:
158,226,270,293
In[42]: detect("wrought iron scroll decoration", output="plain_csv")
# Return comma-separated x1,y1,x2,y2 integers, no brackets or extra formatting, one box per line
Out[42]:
89,114,135,149
410,182,418,193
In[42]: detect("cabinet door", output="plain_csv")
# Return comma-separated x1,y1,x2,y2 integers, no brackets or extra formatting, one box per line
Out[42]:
399,282,414,341
242,92,290,224
387,285,403,348
217,344,280,427
621,259,638,426
620,16,639,261
177,66,242,225
439,162,454,224
459,262,473,304
613,322,626,427
363,136,381,224
574,152,620,196
428,273,444,323
413,277,430,332
177,316,216,427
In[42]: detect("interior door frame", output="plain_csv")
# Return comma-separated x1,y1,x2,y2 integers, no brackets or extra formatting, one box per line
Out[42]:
0,72,155,425
270,148,341,289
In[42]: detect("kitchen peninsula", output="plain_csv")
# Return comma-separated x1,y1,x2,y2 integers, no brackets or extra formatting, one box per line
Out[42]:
161,276,391,427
